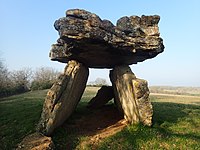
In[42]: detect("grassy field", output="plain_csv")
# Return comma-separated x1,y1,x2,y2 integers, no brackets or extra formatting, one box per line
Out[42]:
0,87,200,149
0,90,48,150
150,86,200,96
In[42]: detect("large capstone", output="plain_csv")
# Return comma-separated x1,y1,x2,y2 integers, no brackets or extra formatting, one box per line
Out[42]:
49,9,164,68
110,65,153,126
37,60,89,135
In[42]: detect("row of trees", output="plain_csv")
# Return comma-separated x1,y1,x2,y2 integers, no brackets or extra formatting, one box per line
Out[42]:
0,59,60,97
87,78,108,87
0,55,109,97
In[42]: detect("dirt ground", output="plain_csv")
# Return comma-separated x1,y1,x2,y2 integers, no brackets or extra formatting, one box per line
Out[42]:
62,105,127,149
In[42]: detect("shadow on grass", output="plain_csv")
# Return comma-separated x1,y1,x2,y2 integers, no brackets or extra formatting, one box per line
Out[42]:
52,102,200,150
98,124,200,150
152,102,194,125
153,102,200,138
98,102,200,149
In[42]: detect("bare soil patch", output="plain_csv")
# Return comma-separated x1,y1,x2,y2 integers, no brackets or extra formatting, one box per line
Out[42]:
16,132,54,150
62,105,126,149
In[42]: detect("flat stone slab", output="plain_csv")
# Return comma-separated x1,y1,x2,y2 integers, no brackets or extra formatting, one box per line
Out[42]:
16,132,54,150
50,9,164,68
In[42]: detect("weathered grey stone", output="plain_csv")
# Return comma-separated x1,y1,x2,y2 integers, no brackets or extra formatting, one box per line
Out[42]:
16,132,54,150
87,86,114,109
37,60,89,136
49,9,164,68
110,65,153,126
36,9,163,140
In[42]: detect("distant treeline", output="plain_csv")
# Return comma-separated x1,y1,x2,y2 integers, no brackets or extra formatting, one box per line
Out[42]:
0,62,60,98
87,77,109,87
0,57,110,98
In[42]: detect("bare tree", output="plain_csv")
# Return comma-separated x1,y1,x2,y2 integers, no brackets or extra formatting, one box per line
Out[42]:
95,78,108,86
0,60,8,87
10,68,33,92
88,78,108,86
31,67,60,90
0,54,12,97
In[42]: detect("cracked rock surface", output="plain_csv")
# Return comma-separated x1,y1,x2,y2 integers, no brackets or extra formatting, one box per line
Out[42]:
50,9,164,68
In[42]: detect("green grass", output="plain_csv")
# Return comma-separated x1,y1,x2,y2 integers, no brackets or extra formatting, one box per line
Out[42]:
0,87,200,149
0,90,48,150
98,103,200,150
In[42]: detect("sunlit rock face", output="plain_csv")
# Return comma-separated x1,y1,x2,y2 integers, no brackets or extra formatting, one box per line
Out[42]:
50,9,164,68
110,65,153,126
37,60,89,136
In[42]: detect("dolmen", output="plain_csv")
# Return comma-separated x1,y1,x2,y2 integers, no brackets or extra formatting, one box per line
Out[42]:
37,9,164,136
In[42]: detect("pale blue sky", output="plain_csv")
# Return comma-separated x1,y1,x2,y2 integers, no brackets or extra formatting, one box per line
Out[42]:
1,0,200,86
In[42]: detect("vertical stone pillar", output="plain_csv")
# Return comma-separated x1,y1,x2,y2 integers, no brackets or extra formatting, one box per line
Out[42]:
87,86,114,109
37,60,89,136
110,65,153,126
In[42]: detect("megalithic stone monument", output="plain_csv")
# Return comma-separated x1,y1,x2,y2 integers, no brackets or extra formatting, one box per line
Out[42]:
110,65,153,126
37,60,89,135
37,9,164,136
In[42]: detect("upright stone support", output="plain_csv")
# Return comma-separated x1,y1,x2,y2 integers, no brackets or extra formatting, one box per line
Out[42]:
110,65,153,126
87,86,114,109
37,60,89,136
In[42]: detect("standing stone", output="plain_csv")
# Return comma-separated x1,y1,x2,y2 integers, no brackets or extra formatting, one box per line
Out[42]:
110,65,153,126
37,60,89,136
87,86,114,109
